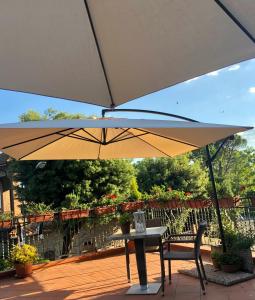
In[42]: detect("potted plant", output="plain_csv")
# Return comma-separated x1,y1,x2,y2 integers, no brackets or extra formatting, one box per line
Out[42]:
0,213,12,229
218,253,242,273
59,193,90,220
91,195,119,216
120,200,145,212
0,258,12,272
11,244,38,278
148,189,186,209
118,212,132,234
25,202,54,223
231,233,255,273
211,251,221,270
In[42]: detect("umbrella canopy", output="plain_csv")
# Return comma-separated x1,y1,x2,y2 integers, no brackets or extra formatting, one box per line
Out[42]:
0,118,251,160
0,1,254,108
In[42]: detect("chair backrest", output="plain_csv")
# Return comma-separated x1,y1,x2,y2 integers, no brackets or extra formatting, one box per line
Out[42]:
145,218,161,248
146,218,161,228
194,221,207,257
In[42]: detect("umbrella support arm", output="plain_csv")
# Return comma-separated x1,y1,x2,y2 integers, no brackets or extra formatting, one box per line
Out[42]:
102,108,199,122
102,108,228,252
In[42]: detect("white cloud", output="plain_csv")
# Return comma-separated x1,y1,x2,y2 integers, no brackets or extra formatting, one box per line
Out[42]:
207,70,219,76
185,77,199,83
249,87,255,94
228,64,240,71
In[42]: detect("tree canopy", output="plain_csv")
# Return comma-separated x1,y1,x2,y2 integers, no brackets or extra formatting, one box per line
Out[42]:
135,155,208,197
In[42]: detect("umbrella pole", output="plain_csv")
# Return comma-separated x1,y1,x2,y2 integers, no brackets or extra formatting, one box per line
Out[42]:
205,145,226,252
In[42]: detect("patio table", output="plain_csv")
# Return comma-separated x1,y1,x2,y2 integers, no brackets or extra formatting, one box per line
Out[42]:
110,226,167,295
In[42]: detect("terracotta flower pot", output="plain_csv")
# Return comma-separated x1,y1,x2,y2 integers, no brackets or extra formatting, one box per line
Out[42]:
120,222,131,234
59,209,90,221
218,197,240,208
185,199,210,209
94,205,116,216
148,199,182,209
221,264,241,273
167,199,182,209
148,199,162,209
15,263,33,278
27,213,54,223
0,220,11,228
121,201,144,212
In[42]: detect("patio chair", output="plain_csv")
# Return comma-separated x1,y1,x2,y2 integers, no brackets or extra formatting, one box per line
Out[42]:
162,221,208,295
124,218,164,283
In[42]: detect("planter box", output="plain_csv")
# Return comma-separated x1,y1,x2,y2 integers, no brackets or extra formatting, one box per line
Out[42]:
0,220,11,229
27,213,54,223
59,209,90,221
148,199,182,209
120,201,144,212
218,197,240,208
185,199,210,209
93,205,116,216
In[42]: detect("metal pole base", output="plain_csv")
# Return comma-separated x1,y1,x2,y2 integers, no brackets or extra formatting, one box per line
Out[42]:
126,283,161,295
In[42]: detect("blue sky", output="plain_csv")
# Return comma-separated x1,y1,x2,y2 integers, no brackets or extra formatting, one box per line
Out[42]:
0,58,255,146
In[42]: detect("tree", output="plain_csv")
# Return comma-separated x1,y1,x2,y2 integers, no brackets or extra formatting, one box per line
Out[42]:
135,155,208,196
9,109,135,208
191,135,255,197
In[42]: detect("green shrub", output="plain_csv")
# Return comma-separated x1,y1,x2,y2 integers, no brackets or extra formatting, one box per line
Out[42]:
11,244,38,264
211,251,221,262
218,253,242,265
118,213,132,225
0,259,12,271
0,213,11,221
24,202,53,215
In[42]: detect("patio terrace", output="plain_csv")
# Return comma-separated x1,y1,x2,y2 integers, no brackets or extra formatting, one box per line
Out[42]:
1,252,255,300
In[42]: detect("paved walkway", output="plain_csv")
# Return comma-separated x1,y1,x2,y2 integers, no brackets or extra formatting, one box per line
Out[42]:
0,253,255,299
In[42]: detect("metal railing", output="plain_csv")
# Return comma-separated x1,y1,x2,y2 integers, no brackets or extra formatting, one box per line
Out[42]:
1,198,255,260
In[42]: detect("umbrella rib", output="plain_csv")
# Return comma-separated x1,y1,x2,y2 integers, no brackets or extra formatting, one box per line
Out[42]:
81,129,102,143
16,128,82,160
106,128,130,143
125,129,172,158
107,132,149,144
215,0,255,43
135,129,199,148
2,128,75,150
83,1,115,108
59,132,100,144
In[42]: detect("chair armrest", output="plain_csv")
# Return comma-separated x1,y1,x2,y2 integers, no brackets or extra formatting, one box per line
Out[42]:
164,233,196,244
168,233,197,237
164,239,195,244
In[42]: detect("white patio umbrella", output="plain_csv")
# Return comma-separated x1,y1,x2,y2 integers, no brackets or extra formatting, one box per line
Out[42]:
0,118,251,160
0,1,254,107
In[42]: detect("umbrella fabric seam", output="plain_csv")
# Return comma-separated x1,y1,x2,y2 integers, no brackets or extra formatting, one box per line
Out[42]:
136,129,199,148
124,129,172,158
16,128,82,160
2,128,75,150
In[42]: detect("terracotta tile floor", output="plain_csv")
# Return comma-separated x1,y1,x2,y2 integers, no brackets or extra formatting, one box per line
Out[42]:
1,253,255,300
